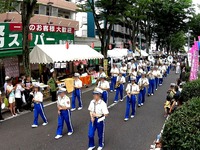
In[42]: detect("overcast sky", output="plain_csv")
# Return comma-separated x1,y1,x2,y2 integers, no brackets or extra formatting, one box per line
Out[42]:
193,0,200,13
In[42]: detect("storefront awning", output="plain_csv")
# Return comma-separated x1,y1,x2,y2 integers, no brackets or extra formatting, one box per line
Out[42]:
30,44,104,64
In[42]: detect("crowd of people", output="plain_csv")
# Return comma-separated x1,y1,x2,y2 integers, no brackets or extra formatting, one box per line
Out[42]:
0,55,186,150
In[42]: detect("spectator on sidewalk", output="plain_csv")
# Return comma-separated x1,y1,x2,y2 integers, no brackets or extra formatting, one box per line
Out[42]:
4,76,10,93
0,90,4,121
23,76,33,111
170,85,181,113
48,70,58,102
15,79,24,113
6,78,16,116
40,67,49,84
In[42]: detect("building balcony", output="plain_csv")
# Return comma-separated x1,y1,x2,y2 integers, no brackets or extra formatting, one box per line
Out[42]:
38,0,78,12
0,12,79,30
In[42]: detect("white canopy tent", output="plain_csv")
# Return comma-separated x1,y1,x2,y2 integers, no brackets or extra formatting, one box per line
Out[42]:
135,50,149,57
107,48,128,59
30,44,104,64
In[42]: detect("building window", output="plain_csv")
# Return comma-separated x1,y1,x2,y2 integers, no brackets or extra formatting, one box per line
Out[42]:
39,5,46,15
51,7,58,17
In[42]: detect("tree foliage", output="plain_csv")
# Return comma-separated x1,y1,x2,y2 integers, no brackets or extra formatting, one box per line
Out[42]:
170,31,186,53
162,97,200,150
188,13,200,39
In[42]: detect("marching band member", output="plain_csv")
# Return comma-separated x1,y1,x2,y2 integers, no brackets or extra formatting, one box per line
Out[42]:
110,64,119,92
88,88,109,150
147,67,155,96
136,66,144,83
138,72,149,107
71,73,83,111
120,63,127,77
55,88,73,139
131,60,137,71
127,62,132,82
97,75,110,104
31,84,48,128
96,67,106,85
158,65,164,86
153,66,159,91
147,61,151,72
124,77,140,121
130,68,137,82
161,63,167,78
114,72,126,103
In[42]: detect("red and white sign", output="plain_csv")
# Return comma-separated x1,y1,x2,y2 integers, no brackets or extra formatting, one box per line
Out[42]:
9,23,75,34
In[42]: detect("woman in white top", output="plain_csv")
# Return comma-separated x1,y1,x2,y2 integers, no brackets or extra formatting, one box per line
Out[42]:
15,79,24,113
55,88,73,139
31,85,48,128
6,78,16,116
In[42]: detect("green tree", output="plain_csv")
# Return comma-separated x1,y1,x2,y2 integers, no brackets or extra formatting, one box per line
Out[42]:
0,0,37,76
170,31,186,53
188,13,200,39
78,0,125,57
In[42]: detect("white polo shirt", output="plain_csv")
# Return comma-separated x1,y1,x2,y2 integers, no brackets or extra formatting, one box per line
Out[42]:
126,83,140,93
130,71,137,78
116,76,126,83
15,84,24,98
120,66,127,74
34,92,43,102
138,78,149,87
74,79,82,88
148,71,155,79
88,99,109,116
97,80,110,91
110,67,119,77
57,95,70,108
97,72,106,78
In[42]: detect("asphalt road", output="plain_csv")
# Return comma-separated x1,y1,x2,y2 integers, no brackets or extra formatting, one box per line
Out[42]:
0,71,178,150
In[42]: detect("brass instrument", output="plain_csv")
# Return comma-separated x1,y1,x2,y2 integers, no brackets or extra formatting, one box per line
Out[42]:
96,78,101,86
139,82,147,90
115,81,121,88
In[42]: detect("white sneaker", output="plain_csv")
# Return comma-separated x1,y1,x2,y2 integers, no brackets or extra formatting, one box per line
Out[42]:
131,115,135,118
138,104,141,107
71,108,76,112
67,132,73,136
141,103,144,106
78,107,82,110
114,101,117,103
120,99,123,102
88,146,95,150
42,122,48,126
114,90,116,92
124,118,129,121
151,93,154,96
31,124,38,128
55,135,62,139
110,90,113,92
97,146,103,150
156,89,158,91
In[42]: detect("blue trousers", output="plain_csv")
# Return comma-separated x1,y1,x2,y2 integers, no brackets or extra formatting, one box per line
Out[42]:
114,84,124,101
72,89,82,109
138,88,146,105
147,66,150,72
122,73,126,77
102,91,108,104
155,77,159,89
88,118,105,148
125,95,136,118
167,67,170,75
136,75,141,83
56,110,73,135
110,76,117,91
148,79,155,94
33,103,47,125
159,78,163,85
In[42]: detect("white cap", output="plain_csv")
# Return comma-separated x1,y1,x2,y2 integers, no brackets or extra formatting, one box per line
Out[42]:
50,68,54,73
74,73,80,77
33,83,40,87
93,87,103,94
57,88,67,94
130,77,136,81
100,74,106,78
5,76,10,81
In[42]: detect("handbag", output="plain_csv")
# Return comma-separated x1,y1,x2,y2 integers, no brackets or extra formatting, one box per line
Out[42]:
4,97,9,107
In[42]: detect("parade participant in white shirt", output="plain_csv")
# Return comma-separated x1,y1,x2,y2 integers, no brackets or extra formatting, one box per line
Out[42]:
114,72,126,103
147,61,151,72
153,66,159,90
110,64,119,92
136,66,144,83
147,67,155,96
15,79,24,113
120,63,127,77
131,60,136,71
88,88,109,150
97,75,110,104
138,72,149,106
158,66,164,85
124,77,140,121
127,62,132,82
96,67,106,85
31,84,48,128
176,61,180,74
129,68,137,83
71,73,83,111
55,88,73,139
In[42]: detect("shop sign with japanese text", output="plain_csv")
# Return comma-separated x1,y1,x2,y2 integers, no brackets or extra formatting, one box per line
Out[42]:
0,23,74,50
